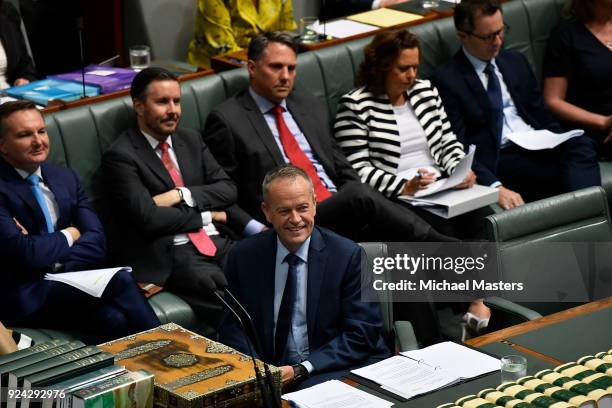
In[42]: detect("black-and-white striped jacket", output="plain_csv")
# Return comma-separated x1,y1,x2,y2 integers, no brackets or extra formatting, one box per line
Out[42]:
334,80,465,198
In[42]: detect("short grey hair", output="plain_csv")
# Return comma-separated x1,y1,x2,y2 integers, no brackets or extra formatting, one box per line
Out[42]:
262,165,315,203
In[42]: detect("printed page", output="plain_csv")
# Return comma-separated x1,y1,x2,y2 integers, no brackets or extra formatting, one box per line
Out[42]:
45,267,131,298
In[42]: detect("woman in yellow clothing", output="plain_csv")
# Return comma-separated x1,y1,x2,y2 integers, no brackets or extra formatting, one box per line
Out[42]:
187,0,297,68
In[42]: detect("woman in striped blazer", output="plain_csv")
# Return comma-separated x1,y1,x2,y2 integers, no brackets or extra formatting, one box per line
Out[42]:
335,30,490,337
334,29,476,199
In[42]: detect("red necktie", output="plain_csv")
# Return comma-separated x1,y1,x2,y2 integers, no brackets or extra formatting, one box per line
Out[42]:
158,141,216,257
272,105,332,202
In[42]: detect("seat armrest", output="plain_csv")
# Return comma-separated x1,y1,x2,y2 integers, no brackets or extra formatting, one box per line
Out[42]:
394,320,418,352
484,296,542,321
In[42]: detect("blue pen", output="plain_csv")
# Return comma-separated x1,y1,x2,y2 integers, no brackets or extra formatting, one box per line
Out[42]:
287,400,302,407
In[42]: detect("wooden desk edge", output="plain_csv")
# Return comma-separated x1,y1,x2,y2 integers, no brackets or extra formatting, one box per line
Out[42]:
466,297,612,347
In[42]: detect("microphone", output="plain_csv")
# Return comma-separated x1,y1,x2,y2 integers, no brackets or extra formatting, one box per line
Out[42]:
198,276,280,408
76,16,87,99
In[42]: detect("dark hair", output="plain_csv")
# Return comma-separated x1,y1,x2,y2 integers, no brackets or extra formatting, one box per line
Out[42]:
0,100,39,138
262,165,314,203
357,30,420,95
247,31,298,62
566,0,594,22
130,67,178,101
454,0,502,33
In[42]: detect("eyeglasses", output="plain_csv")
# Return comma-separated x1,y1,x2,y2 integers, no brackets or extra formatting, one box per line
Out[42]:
466,24,509,42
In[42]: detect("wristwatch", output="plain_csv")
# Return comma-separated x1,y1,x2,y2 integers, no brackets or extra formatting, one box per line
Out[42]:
291,363,310,383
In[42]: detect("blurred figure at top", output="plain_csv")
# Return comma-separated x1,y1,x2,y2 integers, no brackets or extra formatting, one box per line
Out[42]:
187,0,296,68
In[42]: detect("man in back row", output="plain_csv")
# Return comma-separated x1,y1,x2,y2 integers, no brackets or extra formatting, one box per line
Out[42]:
433,0,600,210
0,100,159,340
204,31,454,243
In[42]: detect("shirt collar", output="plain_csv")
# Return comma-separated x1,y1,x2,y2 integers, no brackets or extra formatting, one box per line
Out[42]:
462,46,498,75
276,235,311,265
141,130,173,151
249,87,288,114
15,166,42,181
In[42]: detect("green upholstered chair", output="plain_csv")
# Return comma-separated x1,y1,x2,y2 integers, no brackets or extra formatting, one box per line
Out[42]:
484,187,612,329
359,242,418,352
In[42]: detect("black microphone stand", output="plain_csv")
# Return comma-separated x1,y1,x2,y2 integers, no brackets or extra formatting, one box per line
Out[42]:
76,16,87,99
214,291,280,408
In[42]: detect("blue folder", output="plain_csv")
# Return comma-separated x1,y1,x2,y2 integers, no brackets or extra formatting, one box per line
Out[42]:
5,79,100,106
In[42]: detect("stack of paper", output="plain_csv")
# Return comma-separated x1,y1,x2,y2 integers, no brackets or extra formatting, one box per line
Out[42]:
45,267,132,298
282,379,393,408
351,342,501,399
347,8,423,27
310,19,378,39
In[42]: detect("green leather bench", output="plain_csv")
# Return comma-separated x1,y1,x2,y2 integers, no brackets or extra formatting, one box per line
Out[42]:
23,0,606,340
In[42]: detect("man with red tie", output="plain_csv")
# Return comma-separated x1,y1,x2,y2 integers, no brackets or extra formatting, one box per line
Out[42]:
204,31,454,243
101,68,237,330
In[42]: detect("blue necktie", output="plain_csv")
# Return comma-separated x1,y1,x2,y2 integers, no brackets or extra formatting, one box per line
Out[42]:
26,174,54,233
484,62,503,143
274,253,300,365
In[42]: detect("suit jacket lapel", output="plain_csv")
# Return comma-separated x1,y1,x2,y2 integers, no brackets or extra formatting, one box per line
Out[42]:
239,92,285,166
261,233,278,360
128,128,175,188
171,132,196,186
306,228,326,340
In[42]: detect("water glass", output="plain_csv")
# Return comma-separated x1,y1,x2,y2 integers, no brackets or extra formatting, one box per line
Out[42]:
501,355,527,383
422,0,440,8
300,17,318,43
129,45,151,70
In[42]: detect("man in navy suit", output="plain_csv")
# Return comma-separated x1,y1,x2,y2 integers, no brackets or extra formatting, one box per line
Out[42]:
433,0,600,210
0,100,159,340
220,165,389,390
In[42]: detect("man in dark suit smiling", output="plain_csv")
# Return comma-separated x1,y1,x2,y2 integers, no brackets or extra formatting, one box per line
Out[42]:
102,68,236,329
220,165,389,390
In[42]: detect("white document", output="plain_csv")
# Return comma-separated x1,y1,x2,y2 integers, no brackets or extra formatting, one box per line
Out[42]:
401,341,501,380
44,267,131,298
507,129,583,150
399,184,498,218
282,379,393,408
310,19,378,39
413,145,476,198
351,355,458,399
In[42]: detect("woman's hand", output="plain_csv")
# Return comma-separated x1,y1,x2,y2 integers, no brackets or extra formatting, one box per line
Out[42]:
454,170,476,189
401,169,437,196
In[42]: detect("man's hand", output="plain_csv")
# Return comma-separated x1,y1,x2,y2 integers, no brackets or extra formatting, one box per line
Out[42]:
211,211,227,224
454,170,477,189
65,226,81,242
401,169,438,196
153,189,182,207
13,78,29,86
498,186,524,210
13,218,28,235
279,366,295,387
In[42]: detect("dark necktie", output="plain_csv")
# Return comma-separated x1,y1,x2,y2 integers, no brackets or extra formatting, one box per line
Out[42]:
274,253,301,365
157,141,216,257
484,62,503,142
26,174,54,233
272,105,332,203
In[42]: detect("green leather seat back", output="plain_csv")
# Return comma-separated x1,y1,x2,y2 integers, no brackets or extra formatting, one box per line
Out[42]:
295,51,327,108
486,187,612,243
312,44,357,119
184,74,226,130
501,0,535,72
486,187,612,317
43,117,67,168
219,67,249,98
344,35,374,75
418,17,459,79
521,0,565,80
